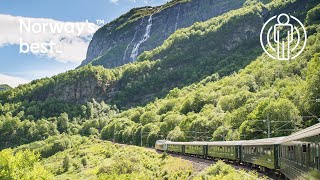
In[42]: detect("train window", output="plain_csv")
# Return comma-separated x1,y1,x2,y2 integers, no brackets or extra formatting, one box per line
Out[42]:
303,145,307,153
266,148,271,156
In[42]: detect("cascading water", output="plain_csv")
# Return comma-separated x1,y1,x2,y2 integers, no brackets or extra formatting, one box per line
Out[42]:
123,19,144,62
175,7,180,31
130,14,153,62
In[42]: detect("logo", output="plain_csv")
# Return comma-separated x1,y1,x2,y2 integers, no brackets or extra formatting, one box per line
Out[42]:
260,13,307,60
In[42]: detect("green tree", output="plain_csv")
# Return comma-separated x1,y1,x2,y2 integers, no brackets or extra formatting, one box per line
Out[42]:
0,149,53,179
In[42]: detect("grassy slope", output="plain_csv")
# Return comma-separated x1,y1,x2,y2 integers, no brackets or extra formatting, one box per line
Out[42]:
0,0,318,148
6,135,260,180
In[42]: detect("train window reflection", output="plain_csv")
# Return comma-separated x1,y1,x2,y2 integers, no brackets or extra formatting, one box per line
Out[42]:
303,144,307,153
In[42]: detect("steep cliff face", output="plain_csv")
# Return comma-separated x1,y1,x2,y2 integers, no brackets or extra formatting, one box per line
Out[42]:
80,0,247,68
49,78,108,103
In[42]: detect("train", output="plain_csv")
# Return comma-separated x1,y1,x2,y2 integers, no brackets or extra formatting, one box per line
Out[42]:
155,123,320,179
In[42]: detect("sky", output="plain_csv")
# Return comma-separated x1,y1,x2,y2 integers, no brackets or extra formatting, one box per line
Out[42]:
0,0,166,87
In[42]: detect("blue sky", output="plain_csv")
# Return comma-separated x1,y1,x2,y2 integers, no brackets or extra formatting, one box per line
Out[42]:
0,0,166,87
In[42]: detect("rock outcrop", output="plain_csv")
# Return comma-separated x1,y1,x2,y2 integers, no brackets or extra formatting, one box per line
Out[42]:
80,0,247,68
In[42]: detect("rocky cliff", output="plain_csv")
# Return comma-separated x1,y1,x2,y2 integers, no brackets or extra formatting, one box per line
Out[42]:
80,0,247,68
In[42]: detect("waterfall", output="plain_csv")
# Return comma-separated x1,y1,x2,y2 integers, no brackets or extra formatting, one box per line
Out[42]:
123,19,144,62
175,7,180,31
123,31,137,62
130,14,153,62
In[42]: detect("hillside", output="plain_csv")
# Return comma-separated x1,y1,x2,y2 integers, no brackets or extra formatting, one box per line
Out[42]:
101,16,320,145
0,135,262,179
0,0,319,154
80,0,250,68
1,0,320,179
2,0,316,112
0,84,11,91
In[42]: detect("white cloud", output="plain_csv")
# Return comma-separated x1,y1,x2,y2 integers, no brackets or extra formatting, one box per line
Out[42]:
0,14,100,63
110,0,120,4
0,74,30,88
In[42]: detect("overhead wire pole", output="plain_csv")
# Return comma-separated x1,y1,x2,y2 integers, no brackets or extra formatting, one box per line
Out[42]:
267,113,270,138
113,123,116,143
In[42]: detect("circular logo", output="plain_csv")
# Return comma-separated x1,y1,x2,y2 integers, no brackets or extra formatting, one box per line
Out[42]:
260,13,307,60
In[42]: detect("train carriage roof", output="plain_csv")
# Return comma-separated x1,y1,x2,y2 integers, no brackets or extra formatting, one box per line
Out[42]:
165,141,208,145
183,141,208,146
241,137,286,146
282,123,320,142
165,141,187,145
207,141,243,146
155,140,168,144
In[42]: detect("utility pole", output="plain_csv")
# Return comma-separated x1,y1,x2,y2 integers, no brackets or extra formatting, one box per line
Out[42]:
140,128,143,147
267,113,270,138
113,123,116,143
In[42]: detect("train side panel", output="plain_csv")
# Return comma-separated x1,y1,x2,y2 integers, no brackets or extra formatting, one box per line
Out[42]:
280,134,320,179
184,145,205,156
207,145,239,161
241,145,279,169
167,144,183,153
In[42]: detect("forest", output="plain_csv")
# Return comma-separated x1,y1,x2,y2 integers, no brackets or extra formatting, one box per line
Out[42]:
0,0,319,179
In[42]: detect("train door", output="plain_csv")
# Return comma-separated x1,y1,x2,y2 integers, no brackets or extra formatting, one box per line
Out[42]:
317,143,320,170
302,144,307,166
307,144,311,167
203,145,207,157
275,145,280,169
182,145,185,154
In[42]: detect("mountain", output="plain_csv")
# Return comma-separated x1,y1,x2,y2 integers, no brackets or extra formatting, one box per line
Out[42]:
1,0,320,179
80,0,251,68
0,84,11,91
0,0,267,109
0,0,319,149
1,0,318,111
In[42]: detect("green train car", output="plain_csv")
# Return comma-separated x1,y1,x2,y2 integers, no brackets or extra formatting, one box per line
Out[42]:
280,123,320,179
241,137,285,170
166,141,184,153
207,141,242,161
184,142,207,156
155,123,320,179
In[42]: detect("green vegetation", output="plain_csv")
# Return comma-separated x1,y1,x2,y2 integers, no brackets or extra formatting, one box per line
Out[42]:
105,31,320,144
0,0,319,150
100,0,191,32
0,135,263,180
0,149,53,180
1,135,194,179
0,84,11,91
194,160,262,180
0,0,319,178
